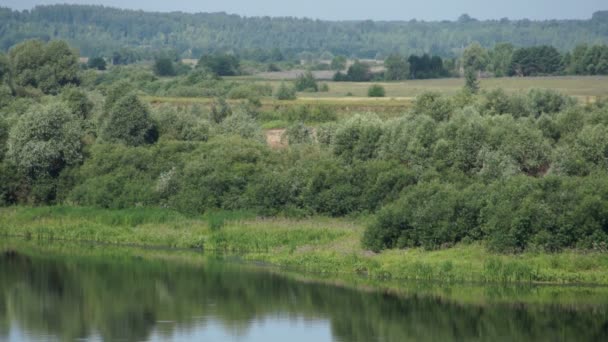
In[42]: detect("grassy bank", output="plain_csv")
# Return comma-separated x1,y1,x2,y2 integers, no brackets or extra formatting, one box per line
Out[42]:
2,206,608,285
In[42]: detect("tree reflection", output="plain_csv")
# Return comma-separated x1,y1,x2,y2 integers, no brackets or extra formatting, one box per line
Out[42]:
0,248,607,341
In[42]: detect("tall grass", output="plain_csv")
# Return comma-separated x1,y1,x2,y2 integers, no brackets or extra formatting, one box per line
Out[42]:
2,206,608,285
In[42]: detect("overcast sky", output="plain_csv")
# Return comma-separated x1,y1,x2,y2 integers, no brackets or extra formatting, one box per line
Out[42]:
2,0,606,21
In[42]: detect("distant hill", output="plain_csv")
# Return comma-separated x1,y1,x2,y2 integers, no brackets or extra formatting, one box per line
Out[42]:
0,5,607,58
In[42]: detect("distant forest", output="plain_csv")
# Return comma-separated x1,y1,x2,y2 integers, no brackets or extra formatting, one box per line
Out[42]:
0,5,607,59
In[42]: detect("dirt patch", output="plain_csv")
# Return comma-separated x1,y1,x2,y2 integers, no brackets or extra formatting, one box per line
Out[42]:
265,129,287,149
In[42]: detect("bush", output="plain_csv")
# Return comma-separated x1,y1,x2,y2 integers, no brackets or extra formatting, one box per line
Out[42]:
294,71,318,92
7,102,84,179
368,84,386,97
333,114,384,162
100,93,158,146
282,122,314,145
153,58,176,77
275,83,297,100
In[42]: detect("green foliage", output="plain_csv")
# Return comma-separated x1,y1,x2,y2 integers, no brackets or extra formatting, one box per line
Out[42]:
197,54,240,76
330,56,347,70
282,122,314,145
384,54,410,81
462,42,489,72
60,87,93,119
153,58,176,77
8,40,80,94
333,114,384,162
489,43,514,77
209,97,232,124
334,61,372,82
510,46,563,76
294,71,318,92
408,54,449,79
100,93,158,146
7,102,84,179
0,5,606,61
367,84,386,97
464,68,479,94
87,57,107,70
218,111,264,141
413,92,453,121
150,105,209,141
275,82,297,100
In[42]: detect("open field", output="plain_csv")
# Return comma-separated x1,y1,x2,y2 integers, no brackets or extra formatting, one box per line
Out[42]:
2,206,608,285
227,75,608,99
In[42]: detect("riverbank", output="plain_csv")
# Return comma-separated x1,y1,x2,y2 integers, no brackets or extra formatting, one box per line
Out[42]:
2,206,608,285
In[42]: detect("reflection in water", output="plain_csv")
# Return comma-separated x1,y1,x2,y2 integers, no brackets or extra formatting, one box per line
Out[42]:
0,243,607,342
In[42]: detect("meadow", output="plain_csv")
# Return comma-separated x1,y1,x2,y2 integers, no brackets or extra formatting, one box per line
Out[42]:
2,206,608,285
234,75,608,99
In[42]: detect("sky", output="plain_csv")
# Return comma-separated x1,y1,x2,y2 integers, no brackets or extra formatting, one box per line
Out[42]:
2,0,606,21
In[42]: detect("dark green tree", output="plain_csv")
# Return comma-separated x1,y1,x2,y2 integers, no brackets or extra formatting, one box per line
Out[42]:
153,58,176,77
87,57,107,70
294,71,318,92
197,54,240,76
100,94,158,146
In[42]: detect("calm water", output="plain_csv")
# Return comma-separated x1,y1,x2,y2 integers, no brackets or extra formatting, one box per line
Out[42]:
1,240,607,342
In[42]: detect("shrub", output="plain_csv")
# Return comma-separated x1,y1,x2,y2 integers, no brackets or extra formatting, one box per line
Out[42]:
100,94,158,146
367,84,386,97
282,122,314,145
275,83,297,100
7,102,84,179
333,114,384,162
294,71,318,92
153,58,176,77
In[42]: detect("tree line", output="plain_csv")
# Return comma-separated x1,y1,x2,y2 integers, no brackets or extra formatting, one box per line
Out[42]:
0,5,607,59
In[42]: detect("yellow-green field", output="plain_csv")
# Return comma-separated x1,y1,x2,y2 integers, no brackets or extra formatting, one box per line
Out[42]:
147,76,608,115
234,75,608,99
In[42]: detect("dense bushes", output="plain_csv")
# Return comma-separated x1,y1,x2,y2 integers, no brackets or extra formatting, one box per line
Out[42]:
1,39,608,255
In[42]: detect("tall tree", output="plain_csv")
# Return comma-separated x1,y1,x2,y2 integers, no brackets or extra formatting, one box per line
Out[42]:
100,94,158,146
384,54,410,81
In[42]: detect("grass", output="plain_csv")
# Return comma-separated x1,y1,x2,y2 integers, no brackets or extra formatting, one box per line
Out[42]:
252,76,608,99
143,76,608,124
2,206,608,285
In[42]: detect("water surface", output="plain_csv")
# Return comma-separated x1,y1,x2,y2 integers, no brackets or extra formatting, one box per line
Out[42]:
0,239,607,341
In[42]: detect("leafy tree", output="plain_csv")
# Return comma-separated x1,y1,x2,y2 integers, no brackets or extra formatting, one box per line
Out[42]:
7,102,84,178
210,97,232,124
153,58,176,77
275,83,296,100
61,87,93,120
464,68,479,94
294,71,318,92
197,54,240,76
334,60,374,82
413,92,452,121
100,93,158,146
462,42,489,72
346,61,372,82
488,43,514,77
330,56,347,70
368,84,386,97
384,54,410,81
509,46,563,76
0,117,8,162
408,54,448,79
87,57,107,70
282,122,314,145
333,114,384,162
8,39,80,94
